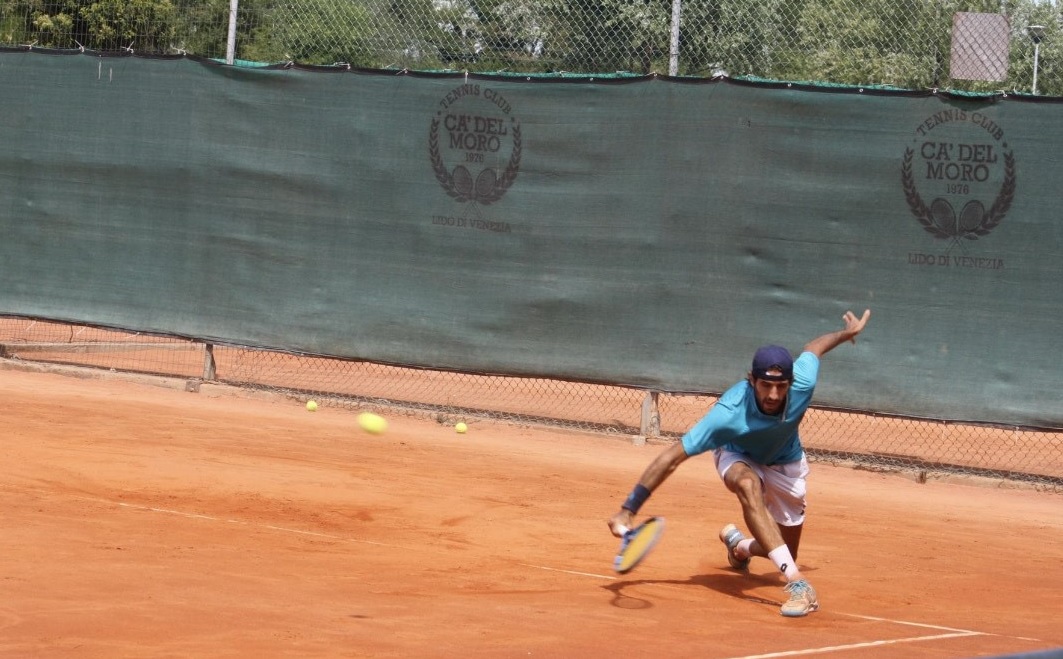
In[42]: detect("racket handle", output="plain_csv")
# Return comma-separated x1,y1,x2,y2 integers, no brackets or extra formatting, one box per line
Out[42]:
613,523,631,537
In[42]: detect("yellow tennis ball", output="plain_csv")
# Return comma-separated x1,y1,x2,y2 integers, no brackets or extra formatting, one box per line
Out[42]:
358,412,388,435
455,422,468,434
306,400,318,412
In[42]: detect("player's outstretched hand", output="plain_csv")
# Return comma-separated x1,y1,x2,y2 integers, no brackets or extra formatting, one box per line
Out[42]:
608,509,634,537
843,309,871,342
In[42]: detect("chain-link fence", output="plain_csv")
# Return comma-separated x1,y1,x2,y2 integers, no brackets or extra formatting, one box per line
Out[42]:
0,1,1060,94
2,317,1061,492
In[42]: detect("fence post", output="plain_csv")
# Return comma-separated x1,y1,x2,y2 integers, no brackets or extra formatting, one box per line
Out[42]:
202,343,217,380
640,390,661,440
226,0,238,65
669,0,682,76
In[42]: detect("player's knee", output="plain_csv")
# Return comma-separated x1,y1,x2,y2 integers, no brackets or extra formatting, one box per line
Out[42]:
731,474,763,502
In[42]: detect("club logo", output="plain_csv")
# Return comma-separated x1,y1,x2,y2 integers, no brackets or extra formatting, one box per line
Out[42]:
429,83,521,207
901,109,1015,243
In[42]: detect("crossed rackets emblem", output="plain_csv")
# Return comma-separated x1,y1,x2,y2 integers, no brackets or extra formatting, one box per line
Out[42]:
901,147,1015,246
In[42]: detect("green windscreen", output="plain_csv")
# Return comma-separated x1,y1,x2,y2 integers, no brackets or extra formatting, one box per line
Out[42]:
1,52,1060,428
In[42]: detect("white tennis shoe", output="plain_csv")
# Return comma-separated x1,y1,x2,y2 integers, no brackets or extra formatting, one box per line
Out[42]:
781,579,819,617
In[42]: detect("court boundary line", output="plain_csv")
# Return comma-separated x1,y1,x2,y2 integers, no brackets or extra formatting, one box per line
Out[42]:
75,494,1039,657
721,631,983,659
101,498,424,552
517,562,1019,658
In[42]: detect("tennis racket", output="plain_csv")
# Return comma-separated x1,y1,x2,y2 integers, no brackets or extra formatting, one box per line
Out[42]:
613,516,665,574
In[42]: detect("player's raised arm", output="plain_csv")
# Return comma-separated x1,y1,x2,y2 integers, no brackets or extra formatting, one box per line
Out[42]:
802,309,871,358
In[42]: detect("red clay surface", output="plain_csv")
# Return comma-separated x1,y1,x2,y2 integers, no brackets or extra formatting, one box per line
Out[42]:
1,366,1061,658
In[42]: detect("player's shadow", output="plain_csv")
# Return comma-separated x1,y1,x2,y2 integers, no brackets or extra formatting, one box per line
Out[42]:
603,569,795,611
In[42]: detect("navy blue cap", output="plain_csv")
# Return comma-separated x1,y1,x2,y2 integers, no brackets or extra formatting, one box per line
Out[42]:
751,345,793,381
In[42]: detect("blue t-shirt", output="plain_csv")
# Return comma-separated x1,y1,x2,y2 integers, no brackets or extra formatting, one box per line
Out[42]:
680,352,820,465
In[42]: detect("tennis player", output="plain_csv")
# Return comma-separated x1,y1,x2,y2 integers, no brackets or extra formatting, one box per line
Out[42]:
608,309,871,617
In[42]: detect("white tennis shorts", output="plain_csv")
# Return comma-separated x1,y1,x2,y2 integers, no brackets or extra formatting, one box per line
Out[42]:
713,449,809,526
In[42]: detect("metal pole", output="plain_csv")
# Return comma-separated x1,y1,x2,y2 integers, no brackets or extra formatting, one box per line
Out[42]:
668,0,682,76
1028,25,1045,95
226,0,239,65
1033,41,1041,95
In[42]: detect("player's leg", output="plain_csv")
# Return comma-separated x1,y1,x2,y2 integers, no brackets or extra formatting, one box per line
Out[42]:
723,520,801,562
762,455,809,559
778,523,803,560
762,455,817,616
716,451,818,616
715,451,786,561
714,451,767,566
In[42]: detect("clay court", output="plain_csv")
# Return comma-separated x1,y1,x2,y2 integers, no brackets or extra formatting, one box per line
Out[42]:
1,365,1060,658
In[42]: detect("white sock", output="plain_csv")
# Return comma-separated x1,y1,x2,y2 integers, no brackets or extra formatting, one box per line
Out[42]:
736,538,754,560
767,545,800,581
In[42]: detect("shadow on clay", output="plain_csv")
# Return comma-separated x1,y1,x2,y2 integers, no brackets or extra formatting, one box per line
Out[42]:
603,567,811,611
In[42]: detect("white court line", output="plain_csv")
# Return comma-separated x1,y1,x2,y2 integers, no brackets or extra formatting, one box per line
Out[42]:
116,502,217,521
89,496,1032,656
105,499,421,551
722,631,982,659
519,562,1009,657
838,614,1043,644
519,563,616,580
840,612,984,634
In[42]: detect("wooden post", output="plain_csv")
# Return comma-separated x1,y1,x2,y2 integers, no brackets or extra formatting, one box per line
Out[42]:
202,343,217,381
639,390,660,443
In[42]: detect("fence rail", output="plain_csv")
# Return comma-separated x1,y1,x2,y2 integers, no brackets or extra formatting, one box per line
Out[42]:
0,1,1060,94
2,316,1060,492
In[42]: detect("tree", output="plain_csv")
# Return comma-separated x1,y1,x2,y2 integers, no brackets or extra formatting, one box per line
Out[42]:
1,0,180,52
0,0,1059,93
1006,0,1061,96
677,0,798,78
537,0,673,74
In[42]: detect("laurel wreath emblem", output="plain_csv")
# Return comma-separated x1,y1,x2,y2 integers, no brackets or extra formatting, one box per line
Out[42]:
429,117,522,205
901,147,1015,240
